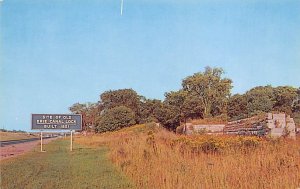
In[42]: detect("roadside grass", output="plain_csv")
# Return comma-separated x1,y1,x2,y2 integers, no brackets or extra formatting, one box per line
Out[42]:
0,132,38,141
0,139,134,189
76,123,300,189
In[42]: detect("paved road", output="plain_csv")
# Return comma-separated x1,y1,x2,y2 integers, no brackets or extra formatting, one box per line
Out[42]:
0,137,53,147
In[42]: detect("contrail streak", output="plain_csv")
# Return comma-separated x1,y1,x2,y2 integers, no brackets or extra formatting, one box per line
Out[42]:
121,0,123,15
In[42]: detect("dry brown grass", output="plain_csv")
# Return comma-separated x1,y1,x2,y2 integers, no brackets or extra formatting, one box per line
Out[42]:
0,131,38,141
76,124,300,189
189,117,227,125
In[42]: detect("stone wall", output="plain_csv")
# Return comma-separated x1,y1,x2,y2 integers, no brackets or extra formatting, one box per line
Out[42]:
224,115,266,136
185,123,225,135
185,113,296,138
266,113,296,138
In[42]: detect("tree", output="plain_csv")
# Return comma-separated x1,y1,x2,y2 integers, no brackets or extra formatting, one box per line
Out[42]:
164,90,187,119
153,103,180,131
95,106,136,133
70,103,89,131
69,102,100,131
228,85,299,119
164,90,204,122
182,94,204,119
182,67,232,118
292,88,300,113
138,98,162,123
228,94,247,120
245,86,275,116
69,103,88,114
100,89,141,122
273,86,298,115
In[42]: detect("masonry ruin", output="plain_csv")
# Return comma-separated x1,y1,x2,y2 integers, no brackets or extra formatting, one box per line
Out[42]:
185,113,296,138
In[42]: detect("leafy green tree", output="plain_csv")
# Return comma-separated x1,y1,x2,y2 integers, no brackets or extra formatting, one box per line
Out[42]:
182,94,204,119
245,86,275,116
69,103,88,114
164,90,204,122
292,88,300,113
228,86,299,119
69,102,100,131
100,89,141,122
228,94,247,120
153,103,180,131
273,86,298,115
182,67,232,118
138,98,162,123
95,106,136,133
164,90,187,119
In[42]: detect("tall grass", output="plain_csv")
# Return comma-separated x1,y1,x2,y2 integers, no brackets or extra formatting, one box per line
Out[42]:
0,139,133,189
0,131,37,141
76,124,300,189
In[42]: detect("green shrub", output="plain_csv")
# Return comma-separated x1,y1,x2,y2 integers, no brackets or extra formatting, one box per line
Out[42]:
96,106,136,133
176,125,184,134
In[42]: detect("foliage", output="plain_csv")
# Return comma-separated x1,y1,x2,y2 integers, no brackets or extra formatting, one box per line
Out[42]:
69,102,99,131
245,85,275,116
96,106,136,133
181,94,204,119
175,125,185,134
69,102,88,114
227,94,247,120
228,85,299,120
164,90,187,118
292,112,300,128
138,99,162,123
182,67,232,118
69,66,299,132
273,86,297,115
292,87,300,113
153,103,180,131
157,66,232,129
164,90,204,121
100,89,140,117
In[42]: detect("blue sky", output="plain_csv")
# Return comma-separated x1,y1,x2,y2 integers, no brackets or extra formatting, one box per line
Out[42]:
1,0,299,131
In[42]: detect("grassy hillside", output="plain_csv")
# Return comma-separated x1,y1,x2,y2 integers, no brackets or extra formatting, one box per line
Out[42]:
1,124,299,188
0,131,38,141
0,139,134,189
76,123,300,189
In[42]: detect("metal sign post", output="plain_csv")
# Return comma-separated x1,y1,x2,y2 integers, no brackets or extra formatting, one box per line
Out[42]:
70,130,73,151
40,130,45,152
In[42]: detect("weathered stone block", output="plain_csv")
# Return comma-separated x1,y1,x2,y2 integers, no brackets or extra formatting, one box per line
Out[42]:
267,113,273,120
271,128,284,137
267,122,275,129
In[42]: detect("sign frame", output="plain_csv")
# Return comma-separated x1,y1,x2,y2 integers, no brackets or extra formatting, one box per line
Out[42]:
31,114,82,131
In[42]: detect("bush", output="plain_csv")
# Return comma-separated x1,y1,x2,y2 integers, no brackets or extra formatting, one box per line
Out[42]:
176,125,184,134
240,136,260,147
200,139,223,153
145,122,159,132
96,106,136,133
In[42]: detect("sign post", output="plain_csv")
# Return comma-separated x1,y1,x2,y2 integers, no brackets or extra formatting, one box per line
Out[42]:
31,114,82,152
70,130,73,151
40,130,44,152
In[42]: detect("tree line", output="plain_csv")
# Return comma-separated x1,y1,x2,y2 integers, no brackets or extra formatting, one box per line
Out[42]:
69,67,300,132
